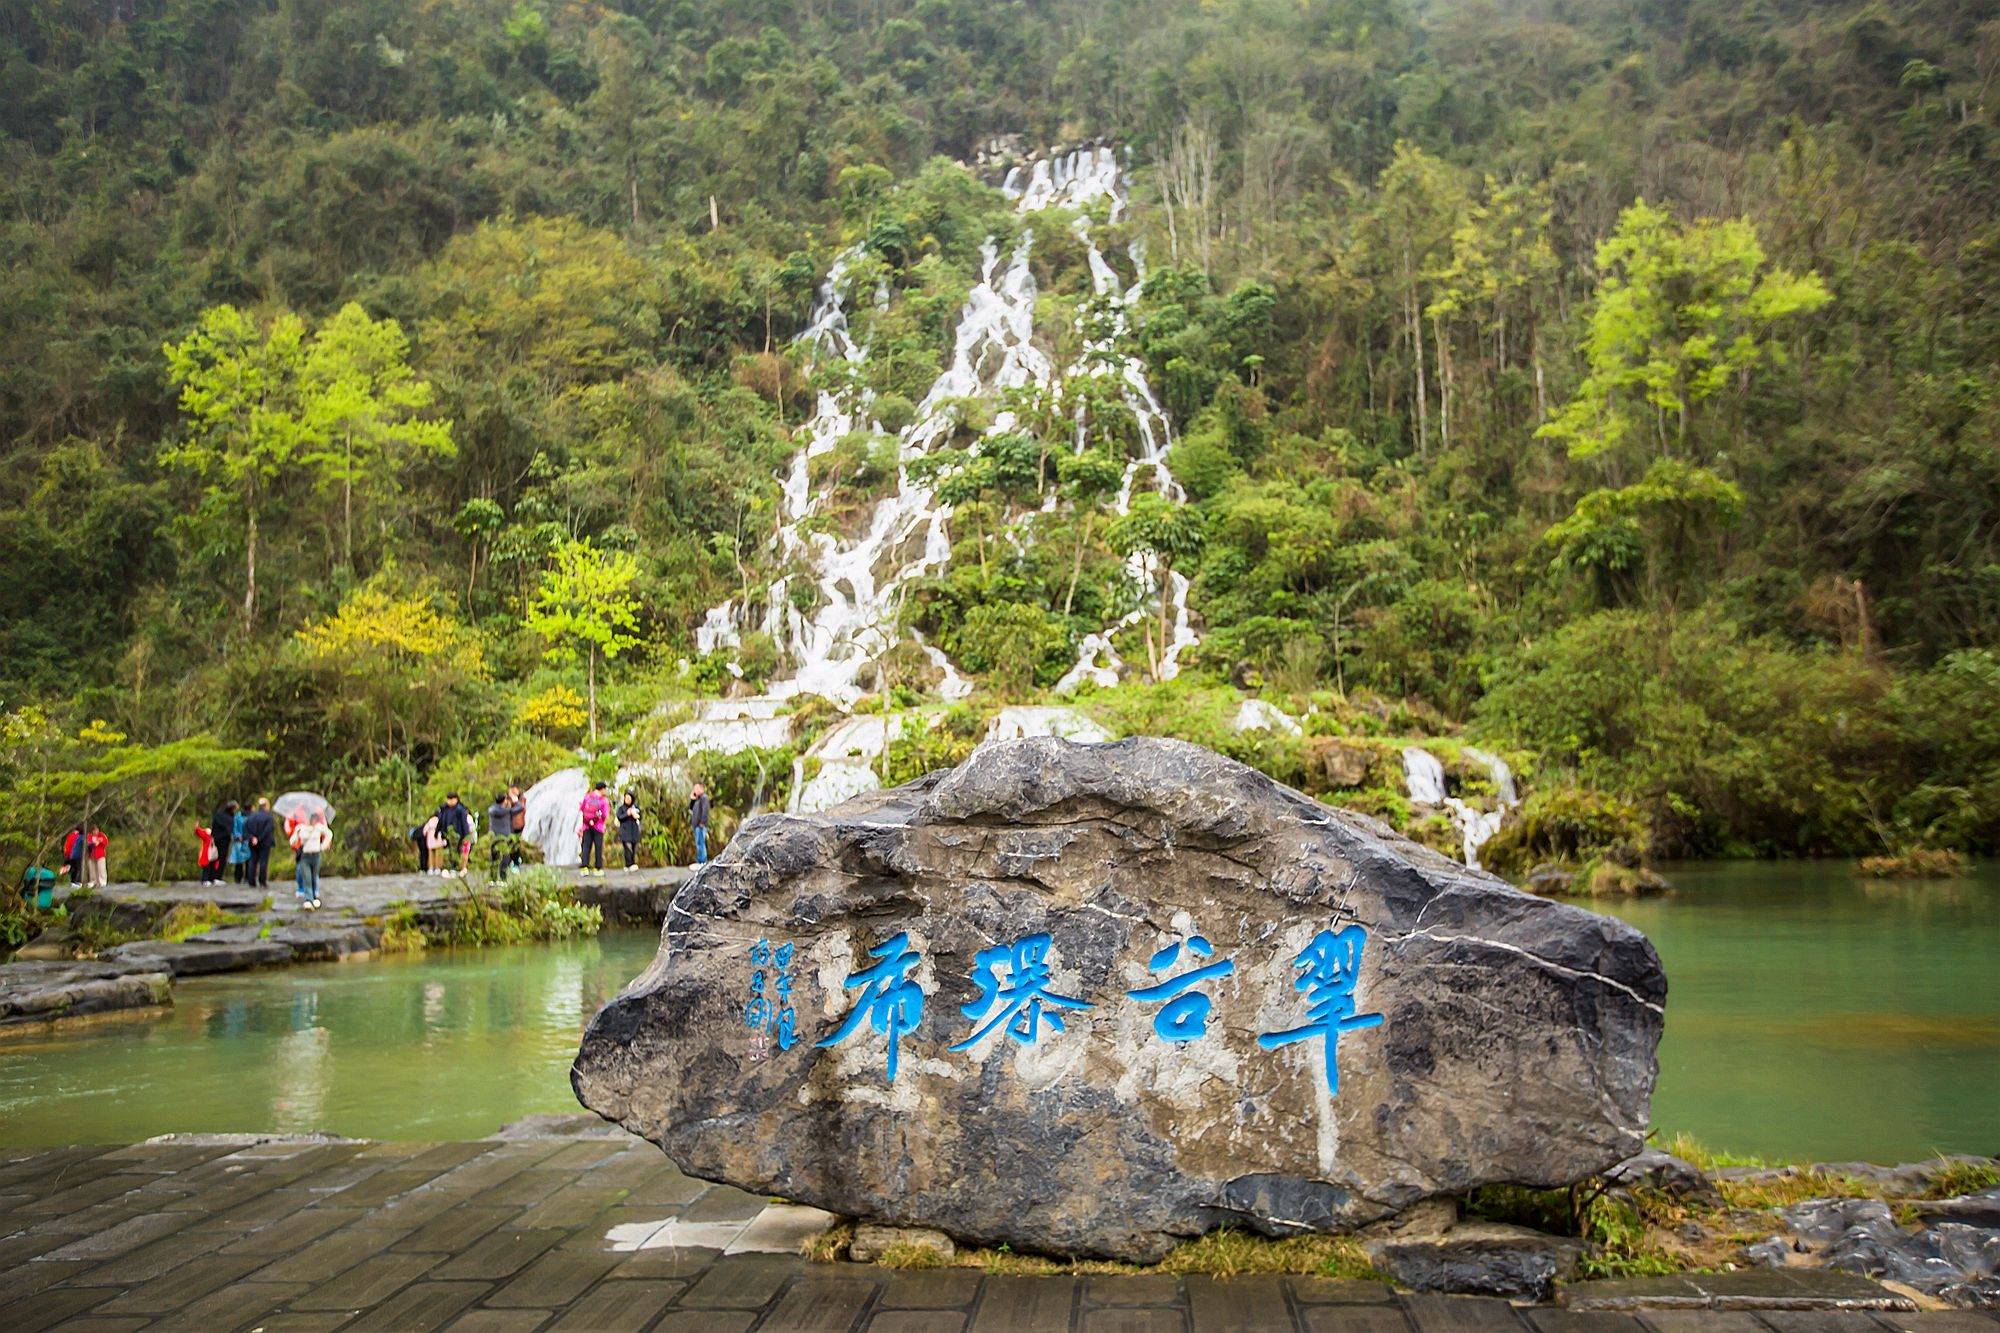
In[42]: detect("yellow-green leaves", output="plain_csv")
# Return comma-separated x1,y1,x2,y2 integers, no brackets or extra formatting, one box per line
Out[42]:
1539,201,1831,460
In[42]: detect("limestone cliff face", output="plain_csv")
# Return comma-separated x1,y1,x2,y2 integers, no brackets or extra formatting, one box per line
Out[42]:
574,736,1665,1262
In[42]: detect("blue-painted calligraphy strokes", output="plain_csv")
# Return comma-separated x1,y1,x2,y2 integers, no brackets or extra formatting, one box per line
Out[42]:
745,936,799,1051
1256,924,1383,1095
1127,932,1236,1043
949,932,1092,1052
815,931,925,1082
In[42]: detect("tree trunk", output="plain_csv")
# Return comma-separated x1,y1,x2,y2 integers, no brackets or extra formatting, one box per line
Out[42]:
1404,245,1427,458
1062,513,1094,616
243,499,258,627
1155,564,1173,682
342,436,353,572
1433,315,1452,452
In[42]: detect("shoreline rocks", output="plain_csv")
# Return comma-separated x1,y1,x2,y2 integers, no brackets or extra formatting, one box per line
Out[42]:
574,736,1666,1262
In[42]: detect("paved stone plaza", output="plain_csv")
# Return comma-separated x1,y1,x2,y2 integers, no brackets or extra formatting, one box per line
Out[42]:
1,1132,1991,1331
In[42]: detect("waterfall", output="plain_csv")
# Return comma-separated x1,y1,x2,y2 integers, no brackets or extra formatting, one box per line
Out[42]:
1400,746,1522,870
697,145,1197,708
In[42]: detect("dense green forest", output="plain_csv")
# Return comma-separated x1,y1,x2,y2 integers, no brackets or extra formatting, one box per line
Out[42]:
2,0,1998,881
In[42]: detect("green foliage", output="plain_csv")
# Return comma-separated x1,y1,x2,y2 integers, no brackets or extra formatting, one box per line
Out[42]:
1481,788,1650,877
436,868,603,947
948,603,1074,697
3,0,1998,870
1539,202,1831,460
527,539,642,740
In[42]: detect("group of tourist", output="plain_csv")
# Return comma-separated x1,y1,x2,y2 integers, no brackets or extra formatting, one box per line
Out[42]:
58,825,108,888
572,780,710,876
142,776,722,905
198,797,332,909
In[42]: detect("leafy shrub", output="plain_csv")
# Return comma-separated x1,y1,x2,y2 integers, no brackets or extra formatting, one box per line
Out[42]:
1481,787,1649,877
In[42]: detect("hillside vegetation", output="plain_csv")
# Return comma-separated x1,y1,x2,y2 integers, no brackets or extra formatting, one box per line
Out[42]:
2,0,1997,875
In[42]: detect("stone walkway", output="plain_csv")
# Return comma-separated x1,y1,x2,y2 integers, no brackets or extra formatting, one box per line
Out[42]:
4,869,689,1027
0,1133,1986,1332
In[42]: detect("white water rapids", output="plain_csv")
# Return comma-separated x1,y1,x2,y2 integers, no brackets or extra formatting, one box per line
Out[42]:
698,145,1196,708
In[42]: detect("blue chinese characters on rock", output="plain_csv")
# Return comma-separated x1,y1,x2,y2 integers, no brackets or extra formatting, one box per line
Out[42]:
744,937,798,1052
784,917,1386,1096
949,932,1093,1051
815,930,925,1082
1126,929,1236,1043
1256,924,1383,1096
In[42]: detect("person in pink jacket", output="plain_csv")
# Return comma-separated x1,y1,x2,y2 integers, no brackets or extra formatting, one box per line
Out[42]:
577,782,610,877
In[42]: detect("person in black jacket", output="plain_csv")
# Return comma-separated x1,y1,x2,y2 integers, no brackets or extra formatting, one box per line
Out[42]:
688,782,710,864
241,798,276,890
615,793,642,871
435,793,473,876
206,801,236,885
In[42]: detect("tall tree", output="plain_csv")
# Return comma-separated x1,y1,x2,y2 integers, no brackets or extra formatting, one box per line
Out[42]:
300,304,454,574
161,306,312,627
526,539,643,741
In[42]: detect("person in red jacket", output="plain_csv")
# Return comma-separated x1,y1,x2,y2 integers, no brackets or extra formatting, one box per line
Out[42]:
196,822,217,883
84,827,108,888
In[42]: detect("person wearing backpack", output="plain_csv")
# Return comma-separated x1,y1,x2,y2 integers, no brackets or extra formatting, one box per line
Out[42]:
506,784,527,872
434,794,473,877
61,825,85,886
208,801,237,885
577,782,610,877
615,792,642,871
486,791,517,878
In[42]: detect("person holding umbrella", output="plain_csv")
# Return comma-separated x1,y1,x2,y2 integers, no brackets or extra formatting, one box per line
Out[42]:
289,810,332,909
272,793,336,905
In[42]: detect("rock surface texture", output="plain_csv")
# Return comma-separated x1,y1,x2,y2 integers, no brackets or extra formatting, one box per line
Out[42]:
574,737,1666,1262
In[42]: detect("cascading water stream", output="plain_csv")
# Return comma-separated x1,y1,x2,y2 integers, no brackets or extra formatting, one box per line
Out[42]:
1401,746,1521,869
698,145,1196,708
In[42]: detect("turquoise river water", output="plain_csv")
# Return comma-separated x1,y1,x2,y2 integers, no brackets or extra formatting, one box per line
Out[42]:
2,861,1995,1160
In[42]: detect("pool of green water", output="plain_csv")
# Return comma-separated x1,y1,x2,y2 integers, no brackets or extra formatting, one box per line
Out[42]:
0,932,664,1146
3,862,1995,1160
1601,859,2000,1164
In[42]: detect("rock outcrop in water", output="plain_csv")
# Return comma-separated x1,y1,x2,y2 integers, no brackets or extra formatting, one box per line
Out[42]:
574,737,1666,1262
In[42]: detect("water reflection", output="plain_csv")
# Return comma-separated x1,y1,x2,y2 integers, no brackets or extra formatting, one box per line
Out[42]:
0,931,660,1146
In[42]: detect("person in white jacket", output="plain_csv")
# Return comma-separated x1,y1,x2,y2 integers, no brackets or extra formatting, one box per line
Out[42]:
289,811,333,910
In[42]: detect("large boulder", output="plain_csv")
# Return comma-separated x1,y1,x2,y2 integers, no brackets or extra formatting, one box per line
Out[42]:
574,737,1665,1262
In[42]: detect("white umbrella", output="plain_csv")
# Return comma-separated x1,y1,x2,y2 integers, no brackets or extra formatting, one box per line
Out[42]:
273,791,335,823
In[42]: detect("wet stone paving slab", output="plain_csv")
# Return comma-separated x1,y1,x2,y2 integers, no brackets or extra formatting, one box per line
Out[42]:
0,1135,1989,1332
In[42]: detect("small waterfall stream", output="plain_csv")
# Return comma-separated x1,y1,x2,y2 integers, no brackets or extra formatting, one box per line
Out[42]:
699,145,1197,707
1401,746,1521,869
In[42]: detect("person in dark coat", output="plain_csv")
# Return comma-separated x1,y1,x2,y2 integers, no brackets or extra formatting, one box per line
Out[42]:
241,798,276,890
687,783,711,865
615,793,642,871
207,802,237,886
486,792,518,877
435,794,473,876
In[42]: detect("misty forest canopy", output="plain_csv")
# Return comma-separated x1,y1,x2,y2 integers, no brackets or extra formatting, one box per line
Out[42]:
2,0,1998,873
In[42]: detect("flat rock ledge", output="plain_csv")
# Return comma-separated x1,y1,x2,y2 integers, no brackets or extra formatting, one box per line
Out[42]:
575,736,1666,1262
2,866,691,1026
0,959,171,1026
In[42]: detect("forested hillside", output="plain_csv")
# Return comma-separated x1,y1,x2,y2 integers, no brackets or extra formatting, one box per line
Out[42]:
2,0,1998,876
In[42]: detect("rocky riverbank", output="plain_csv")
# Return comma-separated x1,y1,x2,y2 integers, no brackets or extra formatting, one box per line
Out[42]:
0,867,686,1029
